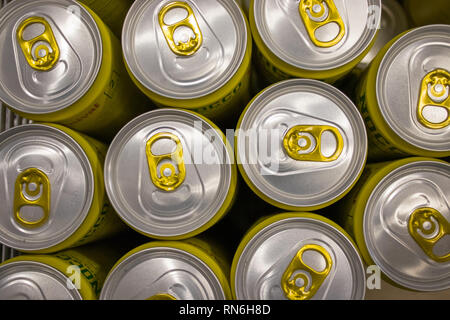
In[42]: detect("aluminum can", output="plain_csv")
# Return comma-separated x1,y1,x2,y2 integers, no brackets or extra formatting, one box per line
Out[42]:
0,123,125,253
236,79,367,211
404,0,450,26
0,242,127,300
105,109,237,240
250,0,381,84
231,212,366,300
337,157,449,291
100,239,232,300
122,0,252,122
356,24,450,160
0,0,147,140
79,0,133,37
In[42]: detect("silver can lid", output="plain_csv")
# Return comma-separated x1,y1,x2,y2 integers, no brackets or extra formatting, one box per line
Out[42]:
237,79,367,209
364,160,450,291
0,260,82,300
100,245,226,300
376,25,450,152
252,0,380,71
0,124,94,251
233,213,366,300
0,0,102,114
122,0,248,99
357,0,409,70
105,109,235,238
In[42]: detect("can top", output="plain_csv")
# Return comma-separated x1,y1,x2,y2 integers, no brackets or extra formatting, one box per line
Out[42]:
376,25,450,151
357,0,408,70
252,0,380,70
233,213,366,300
364,160,450,291
0,0,102,114
105,109,234,238
0,124,94,251
237,79,367,209
122,0,248,99
100,245,226,300
0,260,82,300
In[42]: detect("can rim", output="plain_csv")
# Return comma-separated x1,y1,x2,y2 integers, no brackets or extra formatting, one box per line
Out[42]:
0,124,95,251
231,212,366,300
236,78,368,210
376,24,450,152
0,260,83,300
121,0,248,100
100,243,227,300
104,108,234,239
252,0,381,71
363,160,450,291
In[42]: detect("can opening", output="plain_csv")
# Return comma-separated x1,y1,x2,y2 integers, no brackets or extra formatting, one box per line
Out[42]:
20,22,46,41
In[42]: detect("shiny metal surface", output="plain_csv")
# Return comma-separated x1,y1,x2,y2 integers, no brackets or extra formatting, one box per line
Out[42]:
105,109,234,238
0,0,102,114
122,0,248,99
253,0,380,70
237,79,367,208
0,124,94,251
100,246,226,300
234,215,366,300
376,25,450,152
0,261,82,300
356,0,408,71
364,160,450,291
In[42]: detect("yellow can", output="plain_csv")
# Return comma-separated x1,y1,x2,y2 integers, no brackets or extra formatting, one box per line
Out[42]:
336,157,450,291
100,239,232,300
0,241,130,300
249,0,381,85
404,0,450,26
121,0,252,123
0,123,126,254
357,25,450,160
0,0,148,141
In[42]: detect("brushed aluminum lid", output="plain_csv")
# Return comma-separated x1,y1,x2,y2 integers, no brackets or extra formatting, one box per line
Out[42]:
122,0,248,99
0,260,82,300
252,0,381,70
0,124,94,251
234,214,366,300
100,246,226,300
364,160,450,291
376,24,450,152
237,79,367,209
104,109,234,238
0,0,102,114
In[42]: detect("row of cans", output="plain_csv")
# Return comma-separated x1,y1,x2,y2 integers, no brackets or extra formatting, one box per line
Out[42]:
0,0,449,300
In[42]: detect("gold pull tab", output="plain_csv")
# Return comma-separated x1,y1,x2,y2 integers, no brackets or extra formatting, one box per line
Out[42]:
281,244,333,300
146,132,186,192
147,293,177,300
299,0,345,48
13,168,51,228
283,125,344,162
417,69,450,129
16,17,60,71
158,1,203,56
408,207,450,263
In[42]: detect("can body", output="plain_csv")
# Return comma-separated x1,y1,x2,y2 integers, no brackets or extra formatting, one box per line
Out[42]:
0,124,125,253
0,0,147,141
250,0,381,84
336,157,450,291
0,242,128,300
100,239,232,300
404,0,450,26
105,109,237,240
122,0,252,123
236,79,367,211
231,212,366,300
356,25,450,161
